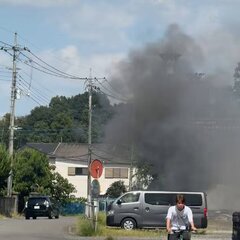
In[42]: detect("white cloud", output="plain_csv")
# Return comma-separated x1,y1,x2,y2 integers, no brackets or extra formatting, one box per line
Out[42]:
0,0,78,7
1,0,240,116
58,3,135,48
39,45,124,78
27,45,125,101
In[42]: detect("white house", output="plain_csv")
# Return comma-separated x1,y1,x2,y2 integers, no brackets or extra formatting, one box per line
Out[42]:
26,143,134,198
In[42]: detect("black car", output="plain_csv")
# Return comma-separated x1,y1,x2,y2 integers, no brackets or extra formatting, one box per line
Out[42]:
24,196,60,220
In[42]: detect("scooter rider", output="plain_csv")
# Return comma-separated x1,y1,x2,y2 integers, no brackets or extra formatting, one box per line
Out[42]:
166,194,197,240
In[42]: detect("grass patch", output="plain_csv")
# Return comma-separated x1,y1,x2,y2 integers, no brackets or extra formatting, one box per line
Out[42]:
76,212,166,238
10,212,22,219
76,212,210,238
0,213,22,219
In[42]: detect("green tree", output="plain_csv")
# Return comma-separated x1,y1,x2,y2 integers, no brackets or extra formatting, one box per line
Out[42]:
0,144,11,195
106,180,127,198
47,172,76,203
13,148,76,211
13,148,52,196
0,114,10,147
17,91,115,145
132,164,153,190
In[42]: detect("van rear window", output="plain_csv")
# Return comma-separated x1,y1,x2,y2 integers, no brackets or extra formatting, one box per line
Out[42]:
184,194,203,206
144,193,203,206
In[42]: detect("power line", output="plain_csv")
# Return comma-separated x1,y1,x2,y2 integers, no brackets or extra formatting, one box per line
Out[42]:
17,74,51,103
0,40,13,48
17,80,49,106
97,88,128,102
27,50,88,80
20,69,57,96
18,56,76,78
18,86,44,106
17,32,97,77
94,77,121,97
94,77,128,102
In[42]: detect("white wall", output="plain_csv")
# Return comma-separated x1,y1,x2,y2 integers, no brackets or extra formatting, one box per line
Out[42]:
100,167,130,195
55,161,88,198
54,160,131,198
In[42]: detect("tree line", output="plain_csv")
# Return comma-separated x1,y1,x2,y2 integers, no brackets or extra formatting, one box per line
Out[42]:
0,91,116,148
0,91,125,211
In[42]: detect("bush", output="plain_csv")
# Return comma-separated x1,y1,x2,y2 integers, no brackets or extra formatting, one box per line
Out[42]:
77,216,94,236
97,212,106,226
76,214,104,236
76,212,166,238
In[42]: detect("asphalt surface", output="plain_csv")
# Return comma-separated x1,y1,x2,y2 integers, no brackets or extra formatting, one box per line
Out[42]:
0,210,234,240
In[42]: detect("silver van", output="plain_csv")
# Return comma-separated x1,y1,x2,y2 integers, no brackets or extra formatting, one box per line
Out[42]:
106,191,207,230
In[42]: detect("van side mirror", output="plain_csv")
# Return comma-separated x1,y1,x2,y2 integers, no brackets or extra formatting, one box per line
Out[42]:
117,199,122,205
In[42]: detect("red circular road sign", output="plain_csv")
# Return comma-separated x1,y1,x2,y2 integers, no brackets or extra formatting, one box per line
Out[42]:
90,159,103,179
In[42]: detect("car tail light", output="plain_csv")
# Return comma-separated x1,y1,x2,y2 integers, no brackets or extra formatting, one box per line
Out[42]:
204,208,208,218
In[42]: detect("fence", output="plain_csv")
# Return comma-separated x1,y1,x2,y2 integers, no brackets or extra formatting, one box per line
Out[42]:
60,198,116,215
0,195,18,216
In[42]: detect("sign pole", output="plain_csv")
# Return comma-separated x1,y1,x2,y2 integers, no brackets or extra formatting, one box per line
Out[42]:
90,159,103,231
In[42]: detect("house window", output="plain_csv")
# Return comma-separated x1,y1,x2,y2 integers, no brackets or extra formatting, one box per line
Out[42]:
68,167,75,176
75,167,88,175
68,167,88,176
105,168,128,179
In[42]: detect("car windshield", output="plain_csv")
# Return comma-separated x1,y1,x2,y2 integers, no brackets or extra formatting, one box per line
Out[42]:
28,198,48,205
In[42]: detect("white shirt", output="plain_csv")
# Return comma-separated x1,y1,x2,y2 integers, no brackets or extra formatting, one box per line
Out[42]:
166,205,193,230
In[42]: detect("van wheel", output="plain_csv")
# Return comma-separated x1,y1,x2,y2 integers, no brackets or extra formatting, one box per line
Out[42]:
121,218,136,230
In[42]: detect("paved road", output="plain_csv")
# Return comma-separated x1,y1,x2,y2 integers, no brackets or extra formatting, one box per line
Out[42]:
0,213,233,240
67,232,232,240
0,216,76,240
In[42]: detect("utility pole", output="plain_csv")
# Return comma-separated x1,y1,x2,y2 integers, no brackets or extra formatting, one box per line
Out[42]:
7,33,18,197
0,33,27,196
87,69,93,218
86,71,104,231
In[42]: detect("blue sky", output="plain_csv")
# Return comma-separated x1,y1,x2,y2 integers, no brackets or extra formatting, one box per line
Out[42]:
0,0,240,116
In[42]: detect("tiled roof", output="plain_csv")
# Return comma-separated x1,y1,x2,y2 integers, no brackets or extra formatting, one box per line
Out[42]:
25,142,131,165
26,143,59,155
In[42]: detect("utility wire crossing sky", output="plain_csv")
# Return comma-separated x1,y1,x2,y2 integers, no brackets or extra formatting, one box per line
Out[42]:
0,0,240,116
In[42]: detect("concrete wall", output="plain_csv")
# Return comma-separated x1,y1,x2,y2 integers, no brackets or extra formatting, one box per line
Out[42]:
0,195,18,216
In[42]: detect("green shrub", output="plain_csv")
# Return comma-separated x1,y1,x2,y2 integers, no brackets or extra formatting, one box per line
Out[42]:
76,212,166,238
77,216,94,236
97,212,106,226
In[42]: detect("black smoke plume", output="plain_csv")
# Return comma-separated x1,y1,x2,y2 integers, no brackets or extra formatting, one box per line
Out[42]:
104,24,240,209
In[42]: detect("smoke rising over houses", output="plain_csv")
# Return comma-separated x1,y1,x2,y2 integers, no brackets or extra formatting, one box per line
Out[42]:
104,24,240,209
